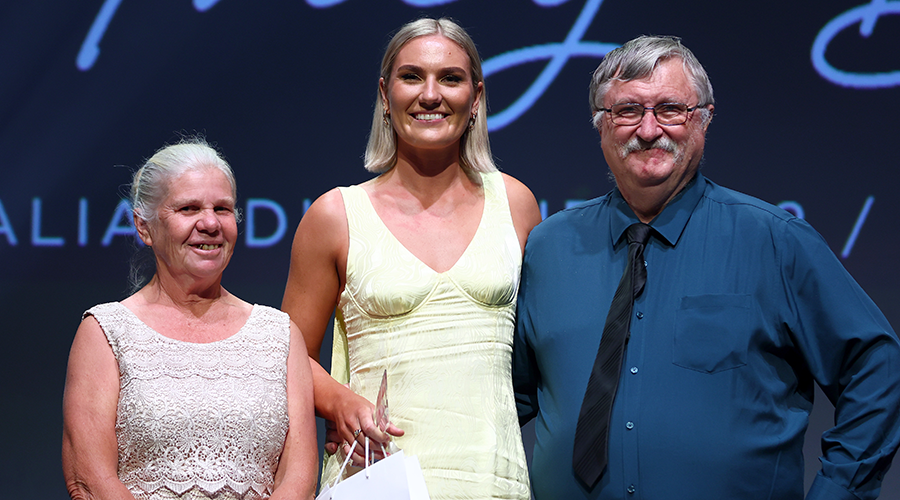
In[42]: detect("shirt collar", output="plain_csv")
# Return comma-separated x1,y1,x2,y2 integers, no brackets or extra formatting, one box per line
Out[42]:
608,173,707,248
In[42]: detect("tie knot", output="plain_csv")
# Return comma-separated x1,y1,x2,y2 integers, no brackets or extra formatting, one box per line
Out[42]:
626,223,652,246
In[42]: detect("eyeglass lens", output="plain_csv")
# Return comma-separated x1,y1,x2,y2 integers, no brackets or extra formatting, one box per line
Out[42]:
611,103,689,125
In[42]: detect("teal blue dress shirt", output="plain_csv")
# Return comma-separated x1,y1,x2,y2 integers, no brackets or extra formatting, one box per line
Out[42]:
514,174,900,500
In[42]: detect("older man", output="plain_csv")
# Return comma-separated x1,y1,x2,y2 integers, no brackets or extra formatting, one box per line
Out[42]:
514,35,900,500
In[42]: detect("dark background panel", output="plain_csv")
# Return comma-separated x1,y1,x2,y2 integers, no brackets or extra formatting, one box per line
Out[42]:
1,0,898,498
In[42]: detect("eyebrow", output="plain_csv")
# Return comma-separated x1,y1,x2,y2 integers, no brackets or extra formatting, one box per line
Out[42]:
170,197,235,207
612,97,689,104
395,64,468,75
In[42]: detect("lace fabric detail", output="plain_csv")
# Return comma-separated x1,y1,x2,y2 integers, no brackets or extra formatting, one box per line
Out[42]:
86,302,291,500
131,486,252,500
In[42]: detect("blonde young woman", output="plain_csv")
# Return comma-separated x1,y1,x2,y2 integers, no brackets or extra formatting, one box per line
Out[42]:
281,17,542,500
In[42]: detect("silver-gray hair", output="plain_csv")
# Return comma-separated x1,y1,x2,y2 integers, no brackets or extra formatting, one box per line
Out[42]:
590,35,714,129
131,136,240,224
364,17,495,174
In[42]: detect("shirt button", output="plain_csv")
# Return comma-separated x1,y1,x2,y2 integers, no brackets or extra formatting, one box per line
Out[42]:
627,484,636,494
635,311,644,319
630,366,638,374
626,421,634,430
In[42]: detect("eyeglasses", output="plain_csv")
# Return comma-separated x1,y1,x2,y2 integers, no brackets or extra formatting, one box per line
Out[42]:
600,103,703,126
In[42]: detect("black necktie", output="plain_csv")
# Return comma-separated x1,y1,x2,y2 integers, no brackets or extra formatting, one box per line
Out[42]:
573,222,652,488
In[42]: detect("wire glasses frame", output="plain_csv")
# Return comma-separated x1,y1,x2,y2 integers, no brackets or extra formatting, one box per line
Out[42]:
600,103,704,126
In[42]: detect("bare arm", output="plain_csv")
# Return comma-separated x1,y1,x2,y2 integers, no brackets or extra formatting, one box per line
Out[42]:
62,317,136,500
281,189,402,452
503,173,543,253
270,322,319,500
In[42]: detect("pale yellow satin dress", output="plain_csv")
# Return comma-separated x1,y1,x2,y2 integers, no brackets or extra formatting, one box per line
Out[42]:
320,171,530,499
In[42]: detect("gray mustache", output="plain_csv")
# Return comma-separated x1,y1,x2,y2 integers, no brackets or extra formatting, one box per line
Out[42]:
622,136,678,156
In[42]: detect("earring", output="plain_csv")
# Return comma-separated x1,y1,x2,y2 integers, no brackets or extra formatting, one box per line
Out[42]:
383,109,391,127
468,111,477,131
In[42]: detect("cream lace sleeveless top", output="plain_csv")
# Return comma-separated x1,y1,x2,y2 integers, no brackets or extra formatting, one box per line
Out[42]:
86,302,291,500
322,171,531,499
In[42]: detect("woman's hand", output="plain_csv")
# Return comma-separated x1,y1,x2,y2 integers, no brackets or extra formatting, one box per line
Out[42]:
327,384,404,467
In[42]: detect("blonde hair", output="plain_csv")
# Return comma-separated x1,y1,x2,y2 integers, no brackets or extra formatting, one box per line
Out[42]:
364,17,495,174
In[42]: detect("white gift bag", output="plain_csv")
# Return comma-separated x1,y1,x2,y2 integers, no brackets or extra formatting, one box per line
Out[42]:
316,439,431,500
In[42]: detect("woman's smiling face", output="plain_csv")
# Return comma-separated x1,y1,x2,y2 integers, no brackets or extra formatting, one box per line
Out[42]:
380,34,482,157
139,167,238,282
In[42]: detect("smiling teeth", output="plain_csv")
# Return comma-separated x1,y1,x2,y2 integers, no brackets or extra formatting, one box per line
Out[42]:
415,113,444,120
197,244,220,250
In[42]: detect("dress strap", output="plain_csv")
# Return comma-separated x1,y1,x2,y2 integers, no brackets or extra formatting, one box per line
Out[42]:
478,171,515,231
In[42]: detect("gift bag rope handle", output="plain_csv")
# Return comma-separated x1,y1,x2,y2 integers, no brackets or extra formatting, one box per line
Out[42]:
331,437,390,487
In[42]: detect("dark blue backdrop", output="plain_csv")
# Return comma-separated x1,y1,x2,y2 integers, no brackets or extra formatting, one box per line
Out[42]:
2,0,898,497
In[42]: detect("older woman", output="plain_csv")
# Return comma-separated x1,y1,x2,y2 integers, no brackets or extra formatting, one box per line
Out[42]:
281,18,542,499
62,139,318,500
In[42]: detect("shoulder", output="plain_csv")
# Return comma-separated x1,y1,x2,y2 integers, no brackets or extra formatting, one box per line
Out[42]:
83,301,123,320
71,307,118,363
252,304,291,325
81,302,131,342
499,172,530,195
522,195,613,271
499,172,534,202
698,177,829,251
252,304,293,333
301,187,348,226
700,178,814,234
243,305,292,353
290,187,350,254
702,179,796,223
532,194,612,239
500,172,540,215
77,311,104,335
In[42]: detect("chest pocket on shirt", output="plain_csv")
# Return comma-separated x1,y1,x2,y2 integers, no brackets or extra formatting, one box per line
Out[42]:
673,294,750,373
